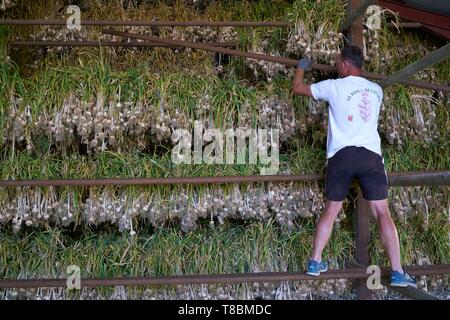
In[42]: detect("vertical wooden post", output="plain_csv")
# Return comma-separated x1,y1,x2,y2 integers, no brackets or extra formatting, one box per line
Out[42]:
348,0,365,50
353,187,372,299
347,0,372,300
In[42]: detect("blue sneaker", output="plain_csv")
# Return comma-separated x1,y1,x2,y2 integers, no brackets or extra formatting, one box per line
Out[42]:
390,271,417,288
306,260,328,276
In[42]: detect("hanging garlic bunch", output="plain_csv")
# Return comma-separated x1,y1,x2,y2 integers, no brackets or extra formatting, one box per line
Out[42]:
194,94,212,119
3,185,446,233
217,27,238,42
390,186,446,221
176,191,197,233
0,191,16,224
27,93,175,153
119,193,146,235
245,41,288,81
295,98,328,142
184,26,218,42
267,182,325,229
258,97,298,143
286,22,312,57
208,188,226,225
2,94,35,153
309,25,343,66
112,25,156,53
140,192,170,229
53,190,77,227
82,187,120,226
234,100,253,129
288,23,343,66
7,187,61,232
379,90,440,148
25,23,88,55
0,0,15,12
150,113,172,144
362,29,380,62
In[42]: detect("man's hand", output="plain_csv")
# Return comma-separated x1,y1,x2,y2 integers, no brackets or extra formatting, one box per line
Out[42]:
292,60,313,97
297,58,314,71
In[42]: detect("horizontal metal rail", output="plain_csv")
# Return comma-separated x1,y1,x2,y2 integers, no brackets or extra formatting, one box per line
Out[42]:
0,19,290,27
0,264,448,289
0,19,425,29
0,173,323,187
8,40,237,48
102,29,450,92
0,171,448,187
390,22,422,28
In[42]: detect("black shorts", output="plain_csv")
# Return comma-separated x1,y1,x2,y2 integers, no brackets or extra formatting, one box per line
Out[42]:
325,146,388,201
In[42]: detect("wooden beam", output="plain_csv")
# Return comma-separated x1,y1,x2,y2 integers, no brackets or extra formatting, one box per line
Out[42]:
380,43,450,88
347,0,366,50
353,188,373,300
340,0,375,32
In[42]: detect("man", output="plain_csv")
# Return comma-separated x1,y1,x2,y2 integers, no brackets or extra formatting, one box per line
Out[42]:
292,45,416,288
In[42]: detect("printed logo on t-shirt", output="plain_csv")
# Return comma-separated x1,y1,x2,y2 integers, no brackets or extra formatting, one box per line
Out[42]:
358,91,371,122
347,115,353,122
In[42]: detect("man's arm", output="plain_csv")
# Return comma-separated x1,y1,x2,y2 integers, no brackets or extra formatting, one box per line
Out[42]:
292,59,313,97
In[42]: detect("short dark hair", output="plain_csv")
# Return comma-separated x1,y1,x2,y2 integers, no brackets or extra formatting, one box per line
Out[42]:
340,45,364,69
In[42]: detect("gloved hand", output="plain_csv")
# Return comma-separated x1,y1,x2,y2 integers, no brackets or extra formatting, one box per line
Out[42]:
297,58,313,71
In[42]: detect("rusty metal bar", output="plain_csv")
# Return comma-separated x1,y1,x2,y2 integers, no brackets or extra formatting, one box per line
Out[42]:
421,24,450,42
388,22,422,28
102,29,450,92
0,264,448,289
387,171,450,186
380,43,450,88
340,0,376,31
0,19,290,27
9,40,237,48
0,19,422,29
0,174,323,187
0,171,448,188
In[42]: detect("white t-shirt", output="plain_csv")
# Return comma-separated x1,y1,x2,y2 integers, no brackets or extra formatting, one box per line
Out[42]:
310,75,383,159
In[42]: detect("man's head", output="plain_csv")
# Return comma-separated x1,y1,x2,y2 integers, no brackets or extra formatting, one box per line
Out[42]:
336,45,364,77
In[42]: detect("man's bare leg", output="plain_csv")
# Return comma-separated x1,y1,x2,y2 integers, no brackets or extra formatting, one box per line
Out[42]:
368,199,403,273
311,200,343,262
